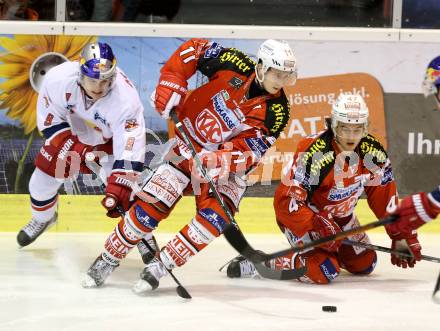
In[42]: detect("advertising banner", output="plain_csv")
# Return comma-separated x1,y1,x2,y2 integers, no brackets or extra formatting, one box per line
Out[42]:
0,34,438,194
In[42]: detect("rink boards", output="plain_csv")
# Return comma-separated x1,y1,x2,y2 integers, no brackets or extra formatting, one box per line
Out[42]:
1,194,439,233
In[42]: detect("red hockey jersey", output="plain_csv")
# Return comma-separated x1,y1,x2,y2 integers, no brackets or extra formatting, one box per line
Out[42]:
274,128,398,237
160,38,291,174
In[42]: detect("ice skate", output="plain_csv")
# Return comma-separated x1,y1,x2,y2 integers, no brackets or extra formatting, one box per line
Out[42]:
133,258,168,294
81,255,119,288
226,255,260,278
17,213,58,247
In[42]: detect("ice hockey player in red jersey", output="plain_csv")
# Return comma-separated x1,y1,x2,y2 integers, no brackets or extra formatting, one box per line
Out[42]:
17,42,146,248
226,93,422,284
81,38,298,289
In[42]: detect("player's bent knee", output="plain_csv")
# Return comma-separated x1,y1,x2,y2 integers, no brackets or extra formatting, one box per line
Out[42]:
339,245,377,275
295,249,340,284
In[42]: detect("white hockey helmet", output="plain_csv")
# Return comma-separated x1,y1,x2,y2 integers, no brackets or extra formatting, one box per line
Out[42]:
331,93,369,137
255,39,297,85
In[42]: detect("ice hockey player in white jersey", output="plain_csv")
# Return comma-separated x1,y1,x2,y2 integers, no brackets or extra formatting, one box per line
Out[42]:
17,42,146,247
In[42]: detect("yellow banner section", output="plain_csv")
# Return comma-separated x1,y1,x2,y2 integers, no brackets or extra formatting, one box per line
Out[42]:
250,72,387,182
1,195,439,233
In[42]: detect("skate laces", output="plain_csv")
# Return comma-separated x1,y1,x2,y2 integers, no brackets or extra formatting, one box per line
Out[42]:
89,257,117,282
239,259,258,277
144,258,168,281
23,219,47,237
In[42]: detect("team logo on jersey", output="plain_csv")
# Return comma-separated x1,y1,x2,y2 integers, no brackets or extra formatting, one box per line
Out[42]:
328,181,362,201
94,112,107,125
44,113,54,126
124,119,139,131
204,42,223,58
195,109,223,143
212,92,240,130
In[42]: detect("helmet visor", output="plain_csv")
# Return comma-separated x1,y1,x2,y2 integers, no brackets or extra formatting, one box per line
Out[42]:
334,122,366,140
265,68,297,87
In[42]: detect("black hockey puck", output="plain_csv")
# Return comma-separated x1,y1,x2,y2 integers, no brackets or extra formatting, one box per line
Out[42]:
322,305,337,312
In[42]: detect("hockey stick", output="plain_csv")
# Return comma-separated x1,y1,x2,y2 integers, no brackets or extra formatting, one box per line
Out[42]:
225,215,398,264
433,271,440,303
170,111,306,281
84,153,191,299
343,239,440,264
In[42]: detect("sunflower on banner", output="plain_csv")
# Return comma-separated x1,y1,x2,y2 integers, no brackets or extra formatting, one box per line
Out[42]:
0,35,97,192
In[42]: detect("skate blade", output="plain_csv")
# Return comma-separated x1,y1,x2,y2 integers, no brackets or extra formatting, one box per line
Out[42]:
132,279,153,294
80,274,99,288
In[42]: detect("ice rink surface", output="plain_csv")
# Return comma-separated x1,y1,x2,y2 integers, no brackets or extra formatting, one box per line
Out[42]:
0,232,439,331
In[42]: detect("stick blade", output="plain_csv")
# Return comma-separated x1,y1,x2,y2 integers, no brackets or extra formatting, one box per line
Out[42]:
254,263,307,280
177,285,192,299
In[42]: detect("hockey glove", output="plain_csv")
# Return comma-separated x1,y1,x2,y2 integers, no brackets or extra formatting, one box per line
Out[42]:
101,173,133,218
390,236,422,268
311,211,342,252
36,133,94,178
152,72,187,119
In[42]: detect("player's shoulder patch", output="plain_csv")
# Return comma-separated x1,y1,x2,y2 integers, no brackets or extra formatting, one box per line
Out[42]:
264,92,290,138
358,134,388,163
204,42,223,59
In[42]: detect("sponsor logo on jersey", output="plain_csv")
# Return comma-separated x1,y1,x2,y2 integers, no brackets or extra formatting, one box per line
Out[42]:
204,42,223,58
94,112,107,125
124,119,139,131
195,109,223,143
320,258,339,281
328,181,362,201
360,136,387,163
228,76,244,89
270,103,288,134
212,92,241,130
219,49,255,73
244,137,269,159
380,165,394,185
300,138,335,177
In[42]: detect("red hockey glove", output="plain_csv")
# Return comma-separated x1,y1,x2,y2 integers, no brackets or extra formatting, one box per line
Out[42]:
311,211,342,252
390,235,422,268
80,139,113,174
387,192,440,237
153,72,187,119
101,173,133,218
36,134,93,178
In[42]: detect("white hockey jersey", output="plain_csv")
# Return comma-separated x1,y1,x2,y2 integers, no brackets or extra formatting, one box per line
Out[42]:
37,61,146,174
